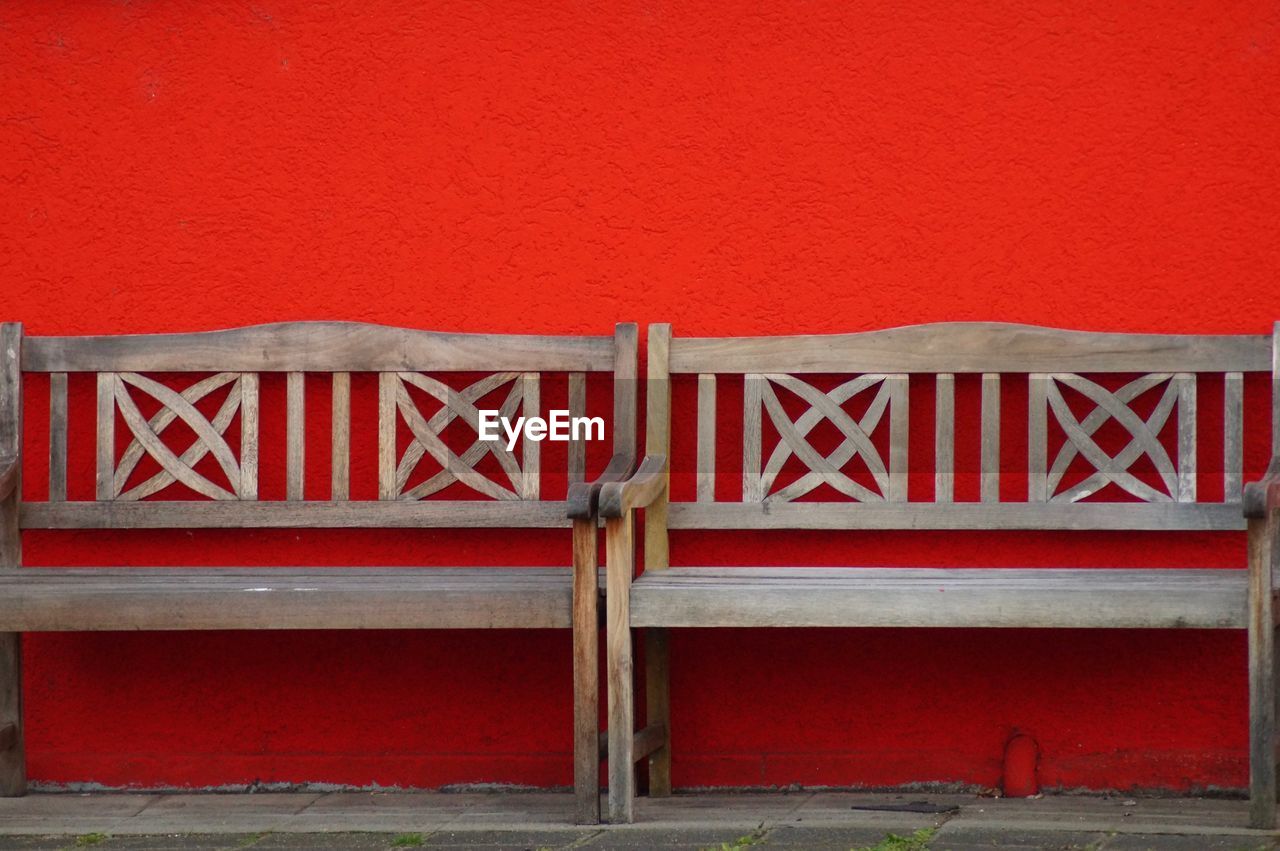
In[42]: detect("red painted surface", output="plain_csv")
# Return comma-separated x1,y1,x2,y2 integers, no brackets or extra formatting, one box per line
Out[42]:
1002,733,1039,798
3,0,1279,793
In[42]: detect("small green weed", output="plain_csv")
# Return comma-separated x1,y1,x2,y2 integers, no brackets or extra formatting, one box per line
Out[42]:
74,835,107,848
853,827,936,851
391,834,425,848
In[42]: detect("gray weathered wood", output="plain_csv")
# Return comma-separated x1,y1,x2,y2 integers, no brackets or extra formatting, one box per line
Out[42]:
606,513,635,824
1177,373,1197,503
378,373,397,500
572,518,599,824
26,322,617,374
668,323,1270,375
981,373,1000,503
95,373,115,501
0,323,24,796
1248,515,1276,828
632,723,667,764
645,628,671,795
240,374,259,500
287,372,305,501
644,325,672,574
1225,372,1243,503
23,500,577,529
331,372,350,501
666,501,1246,531
742,374,763,503
568,372,586,486
613,323,639,466
629,567,1247,630
697,374,716,503
48,373,67,502
522,373,540,500
888,376,908,502
0,567,580,631
934,374,954,503
1028,374,1048,502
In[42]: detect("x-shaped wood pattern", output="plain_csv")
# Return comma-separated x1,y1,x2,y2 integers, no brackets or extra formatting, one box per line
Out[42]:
750,373,901,503
1043,373,1194,503
384,372,535,501
106,372,256,501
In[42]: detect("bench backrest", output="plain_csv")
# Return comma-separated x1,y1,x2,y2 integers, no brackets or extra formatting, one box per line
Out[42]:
644,322,1279,570
0,321,637,533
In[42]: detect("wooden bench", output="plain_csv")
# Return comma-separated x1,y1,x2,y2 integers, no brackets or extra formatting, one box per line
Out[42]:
599,321,1280,827
0,320,639,825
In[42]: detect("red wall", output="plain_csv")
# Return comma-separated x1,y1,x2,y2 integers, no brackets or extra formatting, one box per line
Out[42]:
3,0,1279,793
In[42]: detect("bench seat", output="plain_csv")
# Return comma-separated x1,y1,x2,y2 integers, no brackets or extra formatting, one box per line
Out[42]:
0,568,584,632
629,567,1248,630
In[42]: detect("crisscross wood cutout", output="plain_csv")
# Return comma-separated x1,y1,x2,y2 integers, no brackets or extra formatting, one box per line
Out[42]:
98,372,258,501
1040,373,1195,503
380,372,538,501
745,374,907,504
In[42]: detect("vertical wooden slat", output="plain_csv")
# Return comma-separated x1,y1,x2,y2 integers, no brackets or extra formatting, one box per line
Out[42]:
981,373,1000,503
239,374,259,500
1176,373,1197,503
567,372,586,486
0,322,25,795
1225,371,1244,503
95,373,115,501
330,372,350,501
286,372,305,501
934,374,954,503
645,627,672,797
644,324,672,574
1028,374,1049,501
743,374,763,503
521,373,540,500
571,518,600,824
888,375,909,502
605,512,635,824
612,323,639,466
48,373,67,502
697,373,716,503
378,373,397,500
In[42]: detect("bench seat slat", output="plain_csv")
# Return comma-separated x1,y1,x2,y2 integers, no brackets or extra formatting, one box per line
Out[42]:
629,567,1248,630
0,568,583,631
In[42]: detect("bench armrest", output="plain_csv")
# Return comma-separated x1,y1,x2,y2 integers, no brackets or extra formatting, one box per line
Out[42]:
0,454,16,502
567,453,635,520
1244,458,1280,519
599,455,667,519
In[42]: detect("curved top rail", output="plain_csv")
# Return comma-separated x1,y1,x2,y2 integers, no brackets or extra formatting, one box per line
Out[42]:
23,321,618,373
667,321,1272,374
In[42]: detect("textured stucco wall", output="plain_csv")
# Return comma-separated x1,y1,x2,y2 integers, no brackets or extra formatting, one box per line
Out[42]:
2,0,1279,792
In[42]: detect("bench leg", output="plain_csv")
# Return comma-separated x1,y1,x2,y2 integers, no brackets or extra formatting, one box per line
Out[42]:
571,519,600,825
645,627,671,797
1248,516,1276,829
0,634,24,796
606,514,635,823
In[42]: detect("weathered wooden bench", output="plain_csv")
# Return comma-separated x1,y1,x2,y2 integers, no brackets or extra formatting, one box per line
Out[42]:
0,320,639,825
599,322,1280,827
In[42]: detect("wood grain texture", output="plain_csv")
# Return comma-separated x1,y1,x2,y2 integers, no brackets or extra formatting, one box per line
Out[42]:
612,323,639,465
1176,373,1197,503
378,373,397,500
22,500,576,529
934,374,954,503
521,373,540,500
668,322,1270,374
1028,374,1048,502
696,374,715,503
888,375,908,502
95,373,114,501
1225,372,1244,503
286,372,305,501
568,372,586,486
666,501,1245,531
644,627,671,796
1248,515,1276,828
0,567,579,630
606,512,635,824
644,324,671,574
630,567,1247,630
240,373,259,500
47,373,66,502
330,372,350,500
981,373,1000,503
0,323,23,796
25,322,617,373
572,519,600,824
742,374,763,503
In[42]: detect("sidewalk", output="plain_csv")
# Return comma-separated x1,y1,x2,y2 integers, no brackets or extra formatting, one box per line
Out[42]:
0,791,1274,850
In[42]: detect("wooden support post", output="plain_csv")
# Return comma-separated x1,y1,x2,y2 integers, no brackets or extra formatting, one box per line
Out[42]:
1248,514,1276,829
0,323,25,796
645,627,671,796
571,518,600,824
606,513,635,824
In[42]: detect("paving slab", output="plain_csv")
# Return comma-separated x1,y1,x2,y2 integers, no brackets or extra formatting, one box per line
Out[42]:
282,793,470,833
119,794,321,836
